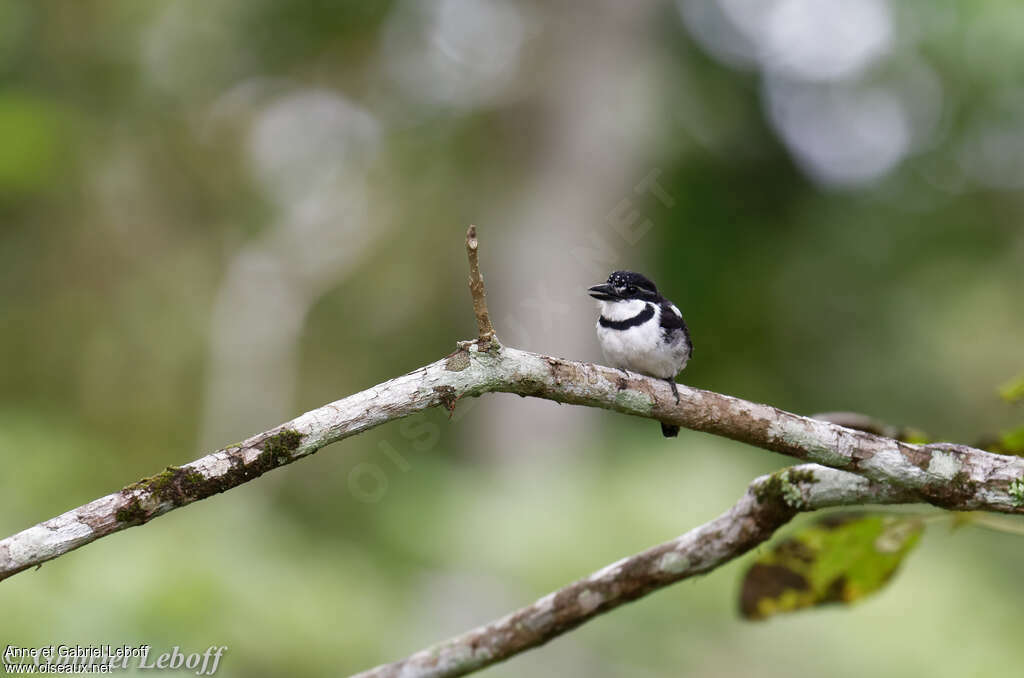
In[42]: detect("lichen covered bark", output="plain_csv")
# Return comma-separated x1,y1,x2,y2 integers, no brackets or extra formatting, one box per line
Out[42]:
351,465,912,678
2,342,1021,586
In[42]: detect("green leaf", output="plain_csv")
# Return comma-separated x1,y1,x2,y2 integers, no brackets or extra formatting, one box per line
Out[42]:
998,427,1024,456
0,92,66,198
739,513,923,620
980,426,1024,457
900,428,931,445
1001,375,1024,404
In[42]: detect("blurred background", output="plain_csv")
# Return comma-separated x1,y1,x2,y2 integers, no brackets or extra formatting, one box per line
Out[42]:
2,0,1023,675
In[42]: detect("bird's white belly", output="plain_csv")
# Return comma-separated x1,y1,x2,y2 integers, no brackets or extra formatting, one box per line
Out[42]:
596,314,688,379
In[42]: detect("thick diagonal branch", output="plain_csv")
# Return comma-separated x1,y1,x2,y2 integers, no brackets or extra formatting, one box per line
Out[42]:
2,342,1023,583
350,465,915,678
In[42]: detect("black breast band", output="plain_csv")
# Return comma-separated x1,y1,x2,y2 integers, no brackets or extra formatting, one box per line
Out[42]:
599,304,655,330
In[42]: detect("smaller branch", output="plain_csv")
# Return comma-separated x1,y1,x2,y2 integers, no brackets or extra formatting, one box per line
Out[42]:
350,465,915,678
813,411,1024,460
465,225,496,347
812,411,925,443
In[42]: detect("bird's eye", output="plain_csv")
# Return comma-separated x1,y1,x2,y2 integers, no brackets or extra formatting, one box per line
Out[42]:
626,285,636,294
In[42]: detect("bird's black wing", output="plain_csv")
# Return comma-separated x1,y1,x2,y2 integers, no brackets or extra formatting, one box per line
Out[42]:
659,300,693,357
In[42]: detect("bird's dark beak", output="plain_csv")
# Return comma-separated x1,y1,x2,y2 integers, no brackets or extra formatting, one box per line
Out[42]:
588,283,618,301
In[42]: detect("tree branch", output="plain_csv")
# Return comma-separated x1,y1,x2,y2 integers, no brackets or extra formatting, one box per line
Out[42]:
3,226,1022,678
811,411,926,442
3,343,1024,583
8,227,1024,678
350,464,916,678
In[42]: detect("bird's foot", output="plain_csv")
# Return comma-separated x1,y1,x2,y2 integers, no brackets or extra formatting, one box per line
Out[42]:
667,378,679,404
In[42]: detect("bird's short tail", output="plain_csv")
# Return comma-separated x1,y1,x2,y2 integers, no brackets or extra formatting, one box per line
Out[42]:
661,423,680,438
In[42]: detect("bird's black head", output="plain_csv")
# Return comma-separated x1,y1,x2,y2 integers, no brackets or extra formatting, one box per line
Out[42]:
588,270,659,302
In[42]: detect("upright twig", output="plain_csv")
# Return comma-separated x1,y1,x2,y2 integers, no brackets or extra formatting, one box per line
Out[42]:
465,225,496,347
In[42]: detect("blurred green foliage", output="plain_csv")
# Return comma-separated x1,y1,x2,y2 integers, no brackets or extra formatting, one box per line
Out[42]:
1,1,1023,677
0,93,66,197
1001,374,1024,403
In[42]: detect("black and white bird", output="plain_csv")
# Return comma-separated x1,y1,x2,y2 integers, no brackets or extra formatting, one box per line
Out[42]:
588,270,693,437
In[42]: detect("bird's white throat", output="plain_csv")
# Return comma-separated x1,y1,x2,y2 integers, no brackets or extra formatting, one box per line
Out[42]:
596,298,648,321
